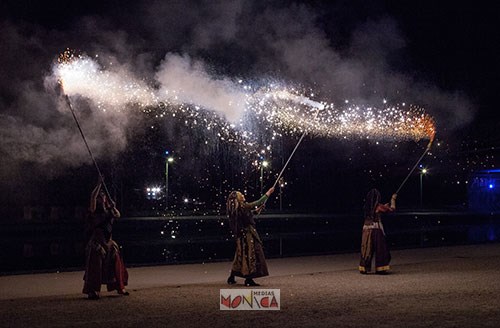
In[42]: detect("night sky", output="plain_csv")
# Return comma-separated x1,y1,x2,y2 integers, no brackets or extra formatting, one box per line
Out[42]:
0,0,498,217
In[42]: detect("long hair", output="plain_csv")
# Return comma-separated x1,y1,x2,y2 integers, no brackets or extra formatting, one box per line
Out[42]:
227,191,244,236
227,191,240,217
363,188,381,220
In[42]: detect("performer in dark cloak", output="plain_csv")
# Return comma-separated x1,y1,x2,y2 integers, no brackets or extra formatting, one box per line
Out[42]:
226,187,275,286
359,188,397,274
83,177,129,299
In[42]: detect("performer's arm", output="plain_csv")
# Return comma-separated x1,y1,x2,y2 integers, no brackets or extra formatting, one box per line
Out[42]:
110,206,121,219
246,194,268,208
253,204,265,215
377,194,397,213
377,204,393,213
390,193,397,210
245,187,275,208
106,198,121,219
89,178,102,213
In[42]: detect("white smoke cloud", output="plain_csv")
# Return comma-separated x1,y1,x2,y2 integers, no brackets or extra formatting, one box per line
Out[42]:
155,53,248,122
0,0,477,175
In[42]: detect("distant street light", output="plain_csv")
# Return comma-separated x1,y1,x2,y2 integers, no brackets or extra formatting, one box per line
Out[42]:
420,167,427,208
260,160,269,194
146,186,161,200
165,153,174,210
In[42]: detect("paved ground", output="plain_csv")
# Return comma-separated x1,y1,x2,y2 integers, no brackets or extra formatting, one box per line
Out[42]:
1,244,500,327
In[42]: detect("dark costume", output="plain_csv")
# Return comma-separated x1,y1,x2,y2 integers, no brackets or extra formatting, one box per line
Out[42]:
227,192,269,280
83,187,128,296
359,189,396,273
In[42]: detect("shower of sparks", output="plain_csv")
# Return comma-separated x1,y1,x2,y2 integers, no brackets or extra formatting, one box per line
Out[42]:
56,49,158,111
54,50,436,155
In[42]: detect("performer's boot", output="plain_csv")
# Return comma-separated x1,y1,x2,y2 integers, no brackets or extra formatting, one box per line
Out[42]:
227,275,236,285
118,289,130,295
245,278,260,287
87,291,100,300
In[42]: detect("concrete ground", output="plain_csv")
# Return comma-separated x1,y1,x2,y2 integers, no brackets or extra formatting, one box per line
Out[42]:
1,244,500,327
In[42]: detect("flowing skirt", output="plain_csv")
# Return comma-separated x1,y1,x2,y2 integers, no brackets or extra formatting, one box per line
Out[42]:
231,226,269,278
83,230,128,294
359,227,391,273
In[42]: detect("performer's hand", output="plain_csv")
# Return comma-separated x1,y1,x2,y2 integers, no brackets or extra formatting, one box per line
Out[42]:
266,187,275,196
390,193,397,210
108,199,116,208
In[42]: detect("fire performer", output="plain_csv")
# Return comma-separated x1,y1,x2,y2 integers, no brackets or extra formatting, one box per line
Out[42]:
83,177,129,299
359,189,397,274
226,187,275,286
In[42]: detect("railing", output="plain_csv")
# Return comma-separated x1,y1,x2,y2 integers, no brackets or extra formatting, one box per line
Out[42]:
0,211,499,274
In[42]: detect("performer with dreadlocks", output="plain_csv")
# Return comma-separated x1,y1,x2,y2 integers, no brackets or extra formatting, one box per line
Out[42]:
359,188,397,274
83,177,129,299
226,187,275,286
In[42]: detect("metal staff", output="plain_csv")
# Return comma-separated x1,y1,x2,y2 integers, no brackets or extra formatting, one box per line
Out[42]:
261,107,322,194
255,108,321,214
272,131,307,188
273,108,322,188
254,129,307,215
395,136,435,195
64,94,112,198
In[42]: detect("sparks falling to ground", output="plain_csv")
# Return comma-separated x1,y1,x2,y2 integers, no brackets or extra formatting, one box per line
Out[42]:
54,50,436,154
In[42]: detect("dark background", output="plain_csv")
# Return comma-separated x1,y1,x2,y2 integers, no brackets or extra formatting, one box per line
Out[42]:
0,1,498,218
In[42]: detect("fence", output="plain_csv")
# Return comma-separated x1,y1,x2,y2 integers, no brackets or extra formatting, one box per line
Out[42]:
1,212,499,274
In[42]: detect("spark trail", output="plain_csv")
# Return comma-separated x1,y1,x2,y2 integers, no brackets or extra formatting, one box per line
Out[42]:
54,50,436,151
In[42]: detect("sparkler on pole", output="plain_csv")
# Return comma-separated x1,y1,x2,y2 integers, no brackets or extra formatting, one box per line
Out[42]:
54,49,439,203
57,49,113,198
53,52,436,152
63,93,112,198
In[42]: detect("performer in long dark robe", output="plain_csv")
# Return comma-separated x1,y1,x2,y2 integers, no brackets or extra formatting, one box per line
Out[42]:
226,187,274,286
359,188,397,274
83,177,129,299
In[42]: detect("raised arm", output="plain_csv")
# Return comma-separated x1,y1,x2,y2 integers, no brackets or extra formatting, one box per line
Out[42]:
390,193,397,210
377,194,397,213
106,198,121,219
245,187,275,208
89,179,102,213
